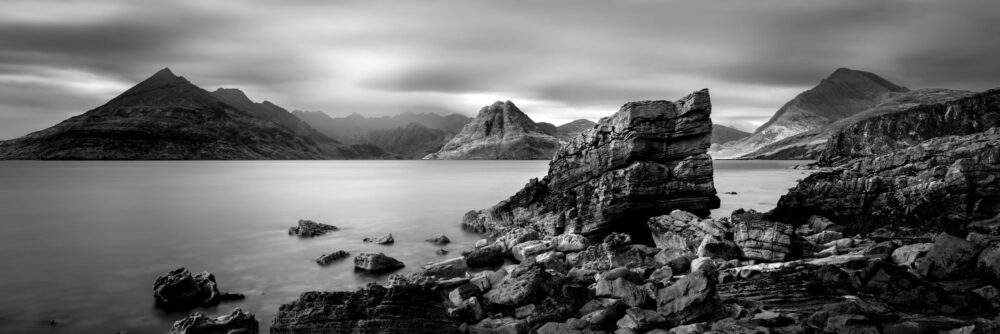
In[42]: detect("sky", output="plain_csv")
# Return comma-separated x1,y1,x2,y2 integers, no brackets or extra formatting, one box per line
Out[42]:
1,0,999,139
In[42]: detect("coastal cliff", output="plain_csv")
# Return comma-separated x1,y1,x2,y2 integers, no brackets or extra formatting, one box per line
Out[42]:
462,89,720,243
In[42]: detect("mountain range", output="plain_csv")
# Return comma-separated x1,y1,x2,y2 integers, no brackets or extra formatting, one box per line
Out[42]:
423,101,564,160
0,68,388,159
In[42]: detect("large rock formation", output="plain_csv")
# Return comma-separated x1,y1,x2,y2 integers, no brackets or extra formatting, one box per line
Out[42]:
270,276,459,334
462,90,719,243
423,101,561,160
153,268,243,310
0,68,389,160
741,88,975,160
818,88,1000,165
169,308,258,334
769,128,1000,235
710,68,909,159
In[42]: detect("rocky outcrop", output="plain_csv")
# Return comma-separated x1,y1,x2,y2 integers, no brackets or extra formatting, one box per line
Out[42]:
270,276,459,334
426,234,451,245
0,68,388,160
288,219,338,237
769,128,1000,235
818,89,1000,165
647,210,728,251
462,90,720,243
153,268,243,309
733,221,793,262
710,68,909,159
169,308,258,334
354,253,405,273
423,101,561,160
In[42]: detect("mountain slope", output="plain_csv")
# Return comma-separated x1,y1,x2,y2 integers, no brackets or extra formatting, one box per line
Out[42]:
555,119,597,141
741,88,975,159
711,124,750,144
709,68,909,159
423,101,560,160
292,111,471,144
0,68,383,160
360,123,453,159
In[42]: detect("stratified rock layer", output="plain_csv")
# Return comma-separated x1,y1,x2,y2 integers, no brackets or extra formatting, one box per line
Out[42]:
770,128,1000,235
462,90,719,243
270,276,459,334
169,308,258,334
819,89,1000,165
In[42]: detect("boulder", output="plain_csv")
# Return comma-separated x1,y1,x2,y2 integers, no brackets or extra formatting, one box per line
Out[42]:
287,219,338,237
484,265,552,307
421,257,469,279
616,307,667,332
535,251,570,273
594,277,650,308
916,233,980,281
555,234,590,252
465,244,506,268
363,233,395,244
804,230,844,245
977,243,1000,282
648,210,727,251
891,243,932,270
462,90,720,243
470,317,527,334
654,248,695,274
495,228,542,253
153,268,222,309
475,239,490,248
656,270,720,324
733,221,792,262
270,275,459,333
426,234,451,245
169,308,258,334
316,250,350,266
354,253,405,273
512,240,555,262
696,235,742,260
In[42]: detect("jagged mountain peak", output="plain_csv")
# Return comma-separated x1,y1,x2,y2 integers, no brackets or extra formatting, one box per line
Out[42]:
424,100,560,159
116,67,198,98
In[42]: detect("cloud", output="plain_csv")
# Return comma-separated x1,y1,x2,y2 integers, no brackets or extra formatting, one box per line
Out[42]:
0,0,998,139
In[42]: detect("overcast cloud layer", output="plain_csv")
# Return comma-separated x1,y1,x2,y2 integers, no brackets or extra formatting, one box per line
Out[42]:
1,0,998,139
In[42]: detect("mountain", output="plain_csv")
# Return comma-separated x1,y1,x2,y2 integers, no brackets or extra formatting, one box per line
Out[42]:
535,122,559,137
555,119,597,141
292,110,471,144
741,88,975,160
423,101,561,160
711,124,751,144
0,68,386,160
709,68,909,159
360,123,453,159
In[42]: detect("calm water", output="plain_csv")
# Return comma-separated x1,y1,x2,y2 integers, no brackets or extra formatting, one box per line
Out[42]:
0,160,809,333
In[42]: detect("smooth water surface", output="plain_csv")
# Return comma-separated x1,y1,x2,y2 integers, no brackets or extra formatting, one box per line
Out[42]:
0,160,809,333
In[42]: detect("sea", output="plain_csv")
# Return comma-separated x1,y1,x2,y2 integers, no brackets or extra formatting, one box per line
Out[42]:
0,160,810,333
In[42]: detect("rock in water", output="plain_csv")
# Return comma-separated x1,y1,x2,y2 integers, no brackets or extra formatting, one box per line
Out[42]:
316,250,350,266
288,219,338,237
270,276,459,334
153,268,221,309
425,234,451,245
769,128,1000,235
354,253,405,273
423,100,561,160
169,308,258,334
462,90,720,243
363,233,395,244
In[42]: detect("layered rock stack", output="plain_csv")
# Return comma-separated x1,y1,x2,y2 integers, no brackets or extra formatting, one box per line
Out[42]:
770,128,1000,235
462,89,720,243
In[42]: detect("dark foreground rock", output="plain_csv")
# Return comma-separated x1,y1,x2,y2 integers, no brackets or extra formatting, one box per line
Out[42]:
363,233,395,244
354,253,405,273
769,128,1000,235
271,275,459,334
154,268,243,309
462,90,720,243
316,250,350,266
287,219,338,237
170,308,258,334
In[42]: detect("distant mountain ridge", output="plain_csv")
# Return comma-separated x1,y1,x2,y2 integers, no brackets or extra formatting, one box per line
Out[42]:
0,68,387,160
710,68,910,159
424,101,561,160
292,110,471,144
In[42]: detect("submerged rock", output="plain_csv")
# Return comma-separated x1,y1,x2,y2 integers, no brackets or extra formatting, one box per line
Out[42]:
153,268,222,309
363,233,395,244
288,219,338,237
169,308,258,334
426,234,451,245
354,253,405,273
316,250,350,266
462,90,720,243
